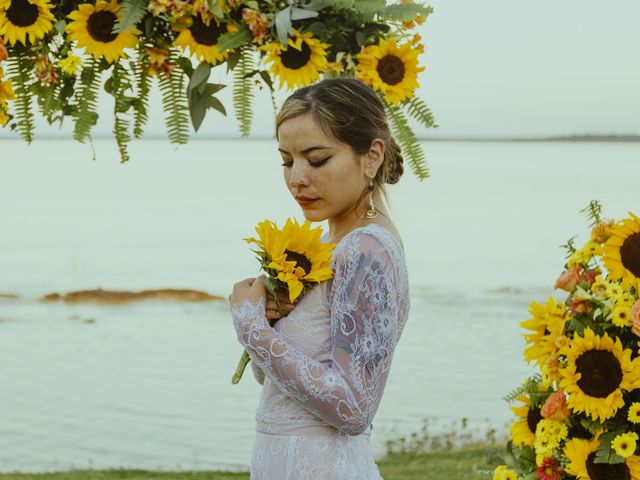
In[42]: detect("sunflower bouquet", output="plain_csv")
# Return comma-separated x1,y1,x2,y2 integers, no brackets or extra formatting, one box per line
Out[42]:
231,217,335,384
494,201,640,480
0,0,435,173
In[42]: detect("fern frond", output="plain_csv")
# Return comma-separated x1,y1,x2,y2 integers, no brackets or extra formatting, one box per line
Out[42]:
403,97,437,129
111,62,133,163
7,54,35,143
383,3,433,22
560,236,578,260
113,0,148,32
132,48,152,139
233,47,255,137
503,374,543,404
72,57,102,143
159,49,189,144
580,200,603,227
385,99,429,180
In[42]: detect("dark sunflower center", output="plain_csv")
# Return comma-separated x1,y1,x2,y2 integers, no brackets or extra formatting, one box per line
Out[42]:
620,232,640,277
284,250,312,275
280,41,311,69
586,452,630,480
526,406,542,434
87,10,118,43
376,54,405,86
6,0,39,27
190,16,226,46
576,349,623,398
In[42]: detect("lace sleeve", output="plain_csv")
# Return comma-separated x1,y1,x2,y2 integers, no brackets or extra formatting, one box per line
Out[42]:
231,231,400,436
251,360,265,385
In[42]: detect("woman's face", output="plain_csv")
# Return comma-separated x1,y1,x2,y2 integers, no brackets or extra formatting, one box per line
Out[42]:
277,113,369,222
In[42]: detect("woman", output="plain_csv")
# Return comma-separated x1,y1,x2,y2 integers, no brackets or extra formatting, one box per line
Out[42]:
229,77,410,479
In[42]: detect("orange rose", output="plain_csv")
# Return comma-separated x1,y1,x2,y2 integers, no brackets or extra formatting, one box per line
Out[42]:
554,265,582,291
541,392,569,421
0,39,7,62
631,300,640,337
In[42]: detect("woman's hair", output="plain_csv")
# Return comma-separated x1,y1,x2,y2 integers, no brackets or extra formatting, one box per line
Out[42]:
275,78,404,198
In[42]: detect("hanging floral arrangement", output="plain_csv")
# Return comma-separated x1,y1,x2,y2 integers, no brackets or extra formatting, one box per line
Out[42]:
0,0,435,175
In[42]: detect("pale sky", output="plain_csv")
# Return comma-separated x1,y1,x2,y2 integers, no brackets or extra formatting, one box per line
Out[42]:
1,0,638,139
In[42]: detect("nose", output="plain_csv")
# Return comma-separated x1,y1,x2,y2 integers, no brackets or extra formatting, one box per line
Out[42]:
288,162,308,189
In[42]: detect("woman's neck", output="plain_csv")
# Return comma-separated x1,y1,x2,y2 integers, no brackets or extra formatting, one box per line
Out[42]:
327,192,391,244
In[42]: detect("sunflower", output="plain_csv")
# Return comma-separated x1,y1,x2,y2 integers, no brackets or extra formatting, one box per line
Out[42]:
603,212,640,292
356,36,424,104
564,435,640,480
244,218,335,302
559,328,640,422
173,12,235,65
260,28,330,90
0,0,54,46
521,296,568,381
509,394,541,447
66,1,140,64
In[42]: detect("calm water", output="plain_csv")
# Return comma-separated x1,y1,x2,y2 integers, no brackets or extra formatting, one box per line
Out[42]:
0,139,638,472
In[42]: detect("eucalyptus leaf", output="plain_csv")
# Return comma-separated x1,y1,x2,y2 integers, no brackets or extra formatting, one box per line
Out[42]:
189,95,207,131
217,25,252,53
204,96,226,116
275,7,293,45
202,83,226,96
290,7,319,20
188,63,211,91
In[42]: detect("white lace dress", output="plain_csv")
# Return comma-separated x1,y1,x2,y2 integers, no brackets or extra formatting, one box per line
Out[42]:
231,223,410,480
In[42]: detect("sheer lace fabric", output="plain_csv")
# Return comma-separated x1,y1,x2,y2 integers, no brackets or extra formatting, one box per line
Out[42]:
231,224,410,479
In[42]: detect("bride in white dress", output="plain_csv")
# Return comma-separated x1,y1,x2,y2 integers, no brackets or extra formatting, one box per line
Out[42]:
229,77,410,480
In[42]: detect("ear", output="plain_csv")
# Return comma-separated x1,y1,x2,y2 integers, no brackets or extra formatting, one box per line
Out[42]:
361,138,385,177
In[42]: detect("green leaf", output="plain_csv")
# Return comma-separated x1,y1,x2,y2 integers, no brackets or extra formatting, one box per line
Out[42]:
383,3,433,22
290,6,319,20
207,0,224,18
217,25,252,53
7,54,36,143
275,7,292,45
113,0,148,33
189,95,207,132
385,99,430,180
204,95,226,116
404,97,438,129
595,432,627,464
233,47,255,136
188,62,211,91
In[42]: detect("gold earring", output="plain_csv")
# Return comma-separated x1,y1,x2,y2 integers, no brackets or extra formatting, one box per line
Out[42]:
365,175,378,219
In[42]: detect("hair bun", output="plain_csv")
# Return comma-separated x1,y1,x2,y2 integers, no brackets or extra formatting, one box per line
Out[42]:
386,137,404,185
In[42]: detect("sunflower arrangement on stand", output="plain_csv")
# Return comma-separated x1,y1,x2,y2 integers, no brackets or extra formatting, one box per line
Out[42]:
493,201,640,480
0,0,436,172
230,218,335,385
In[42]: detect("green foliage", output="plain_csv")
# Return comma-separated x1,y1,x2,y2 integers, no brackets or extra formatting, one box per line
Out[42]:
404,97,438,129
503,374,543,405
72,57,102,143
7,54,35,143
217,25,253,53
106,62,137,163
560,235,578,260
385,100,429,180
184,61,227,132
383,2,433,21
581,199,603,227
159,50,190,144
131,49,152,139
233,48,256,137
113,0,148,33
594,432,626,464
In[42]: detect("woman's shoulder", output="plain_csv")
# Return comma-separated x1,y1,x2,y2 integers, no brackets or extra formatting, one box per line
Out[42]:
331,223,405,265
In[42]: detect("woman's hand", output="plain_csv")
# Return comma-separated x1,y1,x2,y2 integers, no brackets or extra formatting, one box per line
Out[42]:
229,276,298,327
265,287,297,326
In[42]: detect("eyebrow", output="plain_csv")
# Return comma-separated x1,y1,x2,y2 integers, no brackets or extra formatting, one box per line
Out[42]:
278,145,332,154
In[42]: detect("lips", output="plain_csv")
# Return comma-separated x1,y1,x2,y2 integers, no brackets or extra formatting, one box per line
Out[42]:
296,196,318,207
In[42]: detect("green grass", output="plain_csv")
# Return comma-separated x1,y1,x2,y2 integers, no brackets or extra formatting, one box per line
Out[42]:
0,445,494,480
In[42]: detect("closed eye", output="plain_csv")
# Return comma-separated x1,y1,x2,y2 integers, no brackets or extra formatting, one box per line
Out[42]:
281,157,331,168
